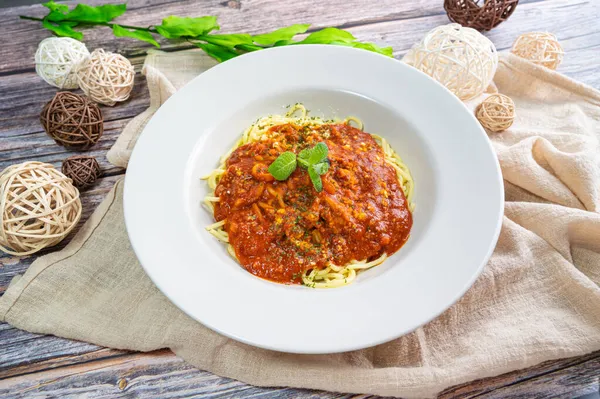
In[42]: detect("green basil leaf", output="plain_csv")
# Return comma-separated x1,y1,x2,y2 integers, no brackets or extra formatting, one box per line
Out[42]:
311,161,329,175
48,3,126,23
193,42,238,62
200,33,253,49
113,25,159,48
42,1,69,13
42,19,83,40
308,142,328,164
308,165,323,192
268,152,297,181
297,27,355,44
297,147,312,167
253,24,310,45
155,16,219,39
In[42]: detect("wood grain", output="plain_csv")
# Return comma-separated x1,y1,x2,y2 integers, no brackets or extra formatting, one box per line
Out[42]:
1,0,599,397
0,349,370,399
0,349,598,398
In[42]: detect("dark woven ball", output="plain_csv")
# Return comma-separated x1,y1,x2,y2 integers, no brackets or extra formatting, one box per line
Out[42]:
444,0,519,31
61,155,102,189
41,92,104,150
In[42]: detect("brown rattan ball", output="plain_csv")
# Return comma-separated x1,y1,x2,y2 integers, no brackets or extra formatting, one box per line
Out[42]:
40,92,104,150
444,0,519,31
476,93,515,132
62,155,102,189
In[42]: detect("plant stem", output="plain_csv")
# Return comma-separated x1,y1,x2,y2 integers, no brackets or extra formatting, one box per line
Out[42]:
19,15,157,32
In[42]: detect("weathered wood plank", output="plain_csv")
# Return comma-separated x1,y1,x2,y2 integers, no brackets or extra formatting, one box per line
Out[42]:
439,350,600,398
0,350,367,399
0,333,107,376
0,348,598,398
0,347,130,379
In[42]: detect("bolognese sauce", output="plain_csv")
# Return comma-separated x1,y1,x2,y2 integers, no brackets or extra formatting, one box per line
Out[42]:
213,123,412,284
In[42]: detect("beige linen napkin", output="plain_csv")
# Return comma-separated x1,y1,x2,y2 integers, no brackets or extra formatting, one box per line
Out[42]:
2,50,600,399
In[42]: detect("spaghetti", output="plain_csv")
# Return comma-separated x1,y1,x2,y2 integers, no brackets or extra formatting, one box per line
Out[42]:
202,104,414,288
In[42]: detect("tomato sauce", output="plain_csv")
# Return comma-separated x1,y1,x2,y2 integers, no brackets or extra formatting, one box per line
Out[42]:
214,123,412,284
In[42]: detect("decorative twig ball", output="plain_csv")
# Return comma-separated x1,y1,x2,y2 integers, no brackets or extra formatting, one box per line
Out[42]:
403,24,498,100
40,92,104,150
76,49,135,106
444,0,519,31
35,37,90,89
476,93,515,132
511,32,563,70
62,156,102,189
0,162,82,256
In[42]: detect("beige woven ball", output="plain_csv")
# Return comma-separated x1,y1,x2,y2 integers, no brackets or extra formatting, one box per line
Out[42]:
403,23,498,100
76,49,135,106
511,32,564,70
0,162,82,256
476,93,515,132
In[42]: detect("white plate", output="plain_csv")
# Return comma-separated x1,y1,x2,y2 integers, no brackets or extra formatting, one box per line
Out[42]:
125,45,503,354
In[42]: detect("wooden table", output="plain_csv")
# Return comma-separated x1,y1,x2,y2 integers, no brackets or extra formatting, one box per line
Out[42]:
1,0,599,397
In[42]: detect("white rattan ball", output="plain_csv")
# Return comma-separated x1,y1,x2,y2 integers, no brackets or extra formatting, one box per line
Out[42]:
0,161,82,256
404,23,498,100
76,49,135,106
35,37,90,89
511,32,563,70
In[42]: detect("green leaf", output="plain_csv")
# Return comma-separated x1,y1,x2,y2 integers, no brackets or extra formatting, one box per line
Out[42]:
341,41,394,57
297,148,310,168
298,142,329,168
268,152,297,181
193,42,238,62
42,1,69,13
47,3,126,23
42,19,83,40
68,3,125,22
235,43,263,52
200,33,253,49
113,25,159,48
253,24,310,45
308,166,323,192
273,39,293,47
155,16,219,39
297,27,355,44
309,142,328,164
311,161,330,175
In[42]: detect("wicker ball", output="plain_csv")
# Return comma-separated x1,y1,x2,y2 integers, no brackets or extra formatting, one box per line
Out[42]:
76,49,135,106
62,156,102,189
41,92,104,150
511,32,563,70
0,162,82,256
476,94,515,132
403,24,498,100
444,0,519,31
35,37,90,89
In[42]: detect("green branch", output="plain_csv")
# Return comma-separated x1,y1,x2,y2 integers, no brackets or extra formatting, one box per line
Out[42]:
20,1,394,61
